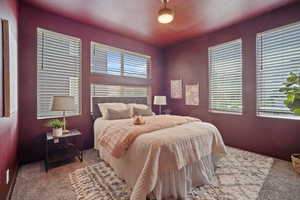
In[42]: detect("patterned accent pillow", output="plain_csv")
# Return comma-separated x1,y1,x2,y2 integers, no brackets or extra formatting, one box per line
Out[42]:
133,107,153,116
105,108,131,120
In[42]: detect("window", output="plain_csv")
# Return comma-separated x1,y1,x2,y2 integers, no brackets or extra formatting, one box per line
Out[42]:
37,28,81,119
91,42,150,79
256,22,300,119
208,39,243,114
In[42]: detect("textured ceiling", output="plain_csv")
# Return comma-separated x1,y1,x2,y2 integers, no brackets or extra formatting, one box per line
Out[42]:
21,0,296,46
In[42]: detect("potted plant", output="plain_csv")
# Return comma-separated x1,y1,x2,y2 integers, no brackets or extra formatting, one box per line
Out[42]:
47,119,65,137
279,72,300,173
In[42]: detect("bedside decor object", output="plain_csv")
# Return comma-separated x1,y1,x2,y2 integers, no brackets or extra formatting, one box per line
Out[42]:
164,108,172,115
51,96,75,133
185,83,199,106
153,96,167,115
171,80,182,99
47,119,64,137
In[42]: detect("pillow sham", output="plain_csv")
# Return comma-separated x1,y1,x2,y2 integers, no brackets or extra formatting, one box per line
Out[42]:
98,103,128,119
132,107,153,116
104,108,131,120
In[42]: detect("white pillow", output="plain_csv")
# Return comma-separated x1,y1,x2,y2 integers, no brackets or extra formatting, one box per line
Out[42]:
128,103,150,116
105,108,131,120
128,103,149,110
98,103,128,119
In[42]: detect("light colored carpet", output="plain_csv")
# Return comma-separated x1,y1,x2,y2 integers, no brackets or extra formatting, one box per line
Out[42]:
11,147,300,200
69,147,274,200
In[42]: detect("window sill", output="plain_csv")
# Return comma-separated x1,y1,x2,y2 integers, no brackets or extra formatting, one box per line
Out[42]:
209,110,242,115
37,114,81,120
256,114,300,121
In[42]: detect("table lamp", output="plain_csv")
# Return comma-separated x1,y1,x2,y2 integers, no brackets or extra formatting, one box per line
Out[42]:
51,96,75,134
153,96,167,115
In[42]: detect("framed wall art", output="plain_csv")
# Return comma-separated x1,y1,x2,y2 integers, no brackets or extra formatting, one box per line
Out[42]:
170,80,182,99
185,83,199,106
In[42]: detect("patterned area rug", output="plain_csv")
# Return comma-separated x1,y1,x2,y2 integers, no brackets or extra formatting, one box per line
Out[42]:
69,147,273,200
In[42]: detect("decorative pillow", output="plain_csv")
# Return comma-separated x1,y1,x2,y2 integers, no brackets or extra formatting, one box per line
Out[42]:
98,103,128,119
104,108,131,120
132,107,153,116
128,103,149,116
128,103,149,109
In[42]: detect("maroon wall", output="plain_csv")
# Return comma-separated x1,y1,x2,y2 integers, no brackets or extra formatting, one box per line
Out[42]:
0,0,19,199
18,3,165,164
163,2,300,161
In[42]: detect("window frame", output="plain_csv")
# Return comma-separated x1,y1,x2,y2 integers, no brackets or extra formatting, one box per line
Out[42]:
36,28,82,119
90,41,151,79
256,21,300,120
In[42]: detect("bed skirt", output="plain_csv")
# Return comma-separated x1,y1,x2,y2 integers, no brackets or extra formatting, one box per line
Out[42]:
98,148,215,200
152,154,215,200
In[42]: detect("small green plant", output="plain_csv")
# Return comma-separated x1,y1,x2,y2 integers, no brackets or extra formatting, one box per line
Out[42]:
279,72,300,116
47,119,65,129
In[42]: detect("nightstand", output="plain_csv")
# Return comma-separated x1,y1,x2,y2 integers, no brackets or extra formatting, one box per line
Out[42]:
45,129,83,172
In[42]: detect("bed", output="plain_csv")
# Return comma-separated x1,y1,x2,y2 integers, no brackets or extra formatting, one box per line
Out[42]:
92,97,227,200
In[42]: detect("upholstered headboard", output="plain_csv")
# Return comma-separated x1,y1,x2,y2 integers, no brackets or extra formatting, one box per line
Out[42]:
91,97,149,119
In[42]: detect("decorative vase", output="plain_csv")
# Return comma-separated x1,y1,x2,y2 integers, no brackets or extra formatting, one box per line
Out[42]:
52,127,63,137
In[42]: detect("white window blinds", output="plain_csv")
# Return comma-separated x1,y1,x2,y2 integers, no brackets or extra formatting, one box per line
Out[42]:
91,84,148,98
208,39,243,114
256,21,300,119
37,28,81,119
90,84,149,112
91,42,150,79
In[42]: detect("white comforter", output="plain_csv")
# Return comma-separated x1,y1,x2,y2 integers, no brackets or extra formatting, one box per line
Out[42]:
94,116,226,200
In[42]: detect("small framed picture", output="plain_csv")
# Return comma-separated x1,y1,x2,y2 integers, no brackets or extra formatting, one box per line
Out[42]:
185,83,199,106
171,80,182,99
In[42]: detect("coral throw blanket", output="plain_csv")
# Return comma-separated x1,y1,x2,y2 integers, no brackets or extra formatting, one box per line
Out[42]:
98,115,200,158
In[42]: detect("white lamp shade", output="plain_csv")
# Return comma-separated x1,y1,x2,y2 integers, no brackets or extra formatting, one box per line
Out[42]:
153,96,167,105
51,96,75,111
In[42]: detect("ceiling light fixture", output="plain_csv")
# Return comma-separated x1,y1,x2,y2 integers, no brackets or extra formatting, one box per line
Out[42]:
158,0,174,24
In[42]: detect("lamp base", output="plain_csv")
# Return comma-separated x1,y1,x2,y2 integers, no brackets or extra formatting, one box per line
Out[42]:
62,113,70,134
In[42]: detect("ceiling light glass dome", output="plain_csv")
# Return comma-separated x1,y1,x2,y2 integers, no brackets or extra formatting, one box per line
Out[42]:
158,0,174,24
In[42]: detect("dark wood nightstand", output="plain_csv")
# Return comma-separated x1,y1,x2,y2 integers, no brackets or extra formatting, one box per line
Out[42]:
45,129,83,172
